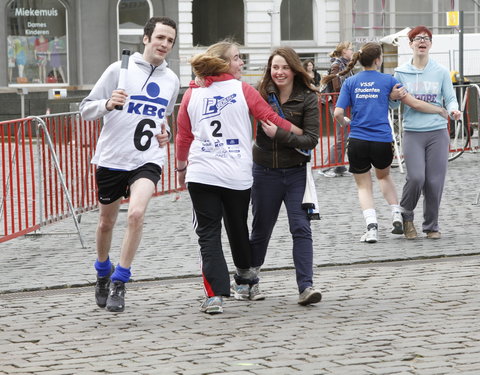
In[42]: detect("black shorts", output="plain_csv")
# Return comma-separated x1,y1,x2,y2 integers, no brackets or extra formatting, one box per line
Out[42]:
95,163,162,204
347,138,394,174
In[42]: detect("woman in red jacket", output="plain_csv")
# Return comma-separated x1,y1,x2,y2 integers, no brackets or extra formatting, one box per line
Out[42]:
175,41,302,314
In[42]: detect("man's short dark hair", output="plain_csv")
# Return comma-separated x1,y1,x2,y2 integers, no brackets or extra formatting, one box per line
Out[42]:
144,17,177,43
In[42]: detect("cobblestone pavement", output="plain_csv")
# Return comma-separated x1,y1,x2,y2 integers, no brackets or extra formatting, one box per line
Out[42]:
0,152,479,374
1,256,479,374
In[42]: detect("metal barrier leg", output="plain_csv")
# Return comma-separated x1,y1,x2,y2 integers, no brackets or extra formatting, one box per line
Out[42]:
33,117,87,248
389,110,404,174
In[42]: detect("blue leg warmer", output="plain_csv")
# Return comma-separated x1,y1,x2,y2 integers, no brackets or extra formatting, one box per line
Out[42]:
94,257,112,277
111,264,131,283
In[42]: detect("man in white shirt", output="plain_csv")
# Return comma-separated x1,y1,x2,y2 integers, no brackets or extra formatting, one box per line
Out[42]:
80,16,180,313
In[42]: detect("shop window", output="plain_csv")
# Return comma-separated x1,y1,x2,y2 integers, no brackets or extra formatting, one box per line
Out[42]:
6,0,67,85
281,0,313,41
192,0,244,46
118,0,152,56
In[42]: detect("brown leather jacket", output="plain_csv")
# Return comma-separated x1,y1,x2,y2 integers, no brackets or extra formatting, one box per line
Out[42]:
253,82,319,168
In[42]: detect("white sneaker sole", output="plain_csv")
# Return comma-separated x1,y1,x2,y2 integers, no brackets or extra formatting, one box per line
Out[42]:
203,306,223,314
360,234,378,243
249,294,266,301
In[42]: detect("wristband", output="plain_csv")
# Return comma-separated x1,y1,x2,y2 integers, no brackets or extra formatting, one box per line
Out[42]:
105,99,113,111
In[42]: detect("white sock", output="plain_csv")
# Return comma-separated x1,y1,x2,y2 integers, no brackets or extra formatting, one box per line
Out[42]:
390,204,401,214
362,208,377,226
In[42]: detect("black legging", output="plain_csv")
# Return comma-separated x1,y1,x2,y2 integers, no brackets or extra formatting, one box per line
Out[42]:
188,182,252,297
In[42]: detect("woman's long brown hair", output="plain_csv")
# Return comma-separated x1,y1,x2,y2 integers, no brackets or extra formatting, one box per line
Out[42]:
258,47,316,100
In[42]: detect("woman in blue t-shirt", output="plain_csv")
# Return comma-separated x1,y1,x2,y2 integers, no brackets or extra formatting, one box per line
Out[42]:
333,42,447,243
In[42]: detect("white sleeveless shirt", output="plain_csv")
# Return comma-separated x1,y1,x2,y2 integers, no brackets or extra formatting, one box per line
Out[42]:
185,79,253,190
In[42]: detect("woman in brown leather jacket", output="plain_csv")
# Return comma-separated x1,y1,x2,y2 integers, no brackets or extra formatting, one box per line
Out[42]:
248,47,322,306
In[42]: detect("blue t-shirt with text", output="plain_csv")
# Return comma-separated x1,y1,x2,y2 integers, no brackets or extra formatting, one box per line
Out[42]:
336,70,399,142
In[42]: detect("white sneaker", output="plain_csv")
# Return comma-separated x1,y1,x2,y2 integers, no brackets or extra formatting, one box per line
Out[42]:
391,211,404,234
336,170,352,177
249,283,266,301
298,287,322,306
320,169,337,178
200,296,223,314
231,280,250,300
360,223,378,243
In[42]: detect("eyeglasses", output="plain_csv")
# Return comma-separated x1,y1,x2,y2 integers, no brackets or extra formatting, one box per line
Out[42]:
412,36,431,42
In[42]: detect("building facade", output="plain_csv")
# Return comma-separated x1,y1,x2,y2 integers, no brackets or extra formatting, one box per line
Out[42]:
177,0,346,86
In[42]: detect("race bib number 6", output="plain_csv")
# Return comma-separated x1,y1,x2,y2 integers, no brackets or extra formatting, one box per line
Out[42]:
134,119,156,151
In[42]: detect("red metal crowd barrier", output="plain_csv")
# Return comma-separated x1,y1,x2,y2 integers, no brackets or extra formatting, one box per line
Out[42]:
1,118,39,242
313,93,349,170
0,114,101,244
0,111,184,244
460,84,480,152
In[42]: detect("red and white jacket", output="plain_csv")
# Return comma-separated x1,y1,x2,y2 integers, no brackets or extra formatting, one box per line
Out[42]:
176,74,294,190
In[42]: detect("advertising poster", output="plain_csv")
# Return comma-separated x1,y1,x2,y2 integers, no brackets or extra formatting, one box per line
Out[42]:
7,0,67,85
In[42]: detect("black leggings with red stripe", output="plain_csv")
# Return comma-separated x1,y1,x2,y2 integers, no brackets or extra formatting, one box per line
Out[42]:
188,182,252,297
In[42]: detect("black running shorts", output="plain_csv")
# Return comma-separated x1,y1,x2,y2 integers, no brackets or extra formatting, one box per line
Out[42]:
347,138,394,174
95,163,162,204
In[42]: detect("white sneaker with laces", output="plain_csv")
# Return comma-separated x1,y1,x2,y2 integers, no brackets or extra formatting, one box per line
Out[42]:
231,280,250,300
298,287,322,305
249,283,265,301
200,296,223,314
360,223,378,243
